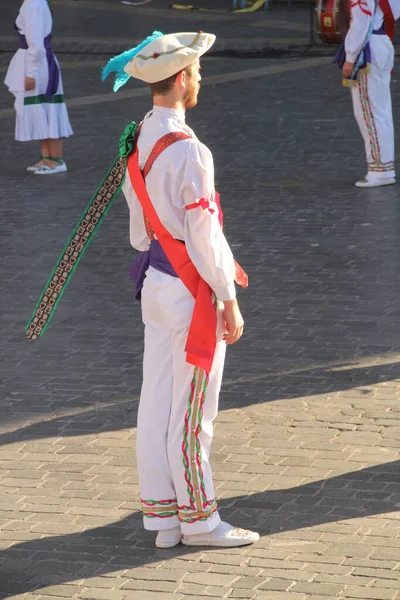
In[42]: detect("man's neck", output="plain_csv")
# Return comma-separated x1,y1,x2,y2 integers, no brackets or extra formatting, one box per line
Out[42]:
153,97,185,113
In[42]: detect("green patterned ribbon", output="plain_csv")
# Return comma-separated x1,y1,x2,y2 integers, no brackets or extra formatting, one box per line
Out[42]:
26,121,138,341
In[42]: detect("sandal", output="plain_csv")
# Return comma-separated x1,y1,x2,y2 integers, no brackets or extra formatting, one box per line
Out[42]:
34,156,68,175
26,156,52,172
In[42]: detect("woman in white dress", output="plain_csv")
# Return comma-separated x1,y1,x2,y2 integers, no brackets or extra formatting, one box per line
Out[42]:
5,0,73,174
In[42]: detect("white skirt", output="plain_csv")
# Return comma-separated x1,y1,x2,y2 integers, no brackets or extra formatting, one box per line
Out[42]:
5,48,73,142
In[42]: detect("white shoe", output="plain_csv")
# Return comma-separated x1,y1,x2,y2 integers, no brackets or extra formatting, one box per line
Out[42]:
155,526,182,549
26,164,39,172
34,162,67,175
182,521,260,548
355,177,396,188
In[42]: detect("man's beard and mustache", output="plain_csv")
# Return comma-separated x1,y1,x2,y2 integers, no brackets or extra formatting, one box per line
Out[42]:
184,79,200,109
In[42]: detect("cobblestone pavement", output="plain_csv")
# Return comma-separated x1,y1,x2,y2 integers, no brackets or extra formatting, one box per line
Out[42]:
0,1,400,600
0,0,327,56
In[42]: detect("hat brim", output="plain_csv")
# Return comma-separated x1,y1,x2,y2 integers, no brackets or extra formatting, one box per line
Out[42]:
124,32,216,84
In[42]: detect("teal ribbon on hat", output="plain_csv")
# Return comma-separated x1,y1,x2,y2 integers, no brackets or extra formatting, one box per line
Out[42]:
26,122,139,341
101,31,164,92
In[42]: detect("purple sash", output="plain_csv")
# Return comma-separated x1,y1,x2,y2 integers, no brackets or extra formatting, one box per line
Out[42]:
129,240,179,300
16,26,59,100
333,26,385,72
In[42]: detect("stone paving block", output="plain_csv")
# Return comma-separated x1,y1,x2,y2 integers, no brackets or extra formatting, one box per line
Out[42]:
124,567,186,582
314,573,374,586
123,594,184,600
341,586,396,599
257,579,292,591
291,582,345,595
78,589,125,600
5,595,40,600
33,584,81,597
80,578,128,589
231,576,265,590
204,562,257,577
31,523,83,534
322,544,373,558
369,579,400,589
158,558,205,572
178,582,232,596
302,563,354,575
229,590,258,599
184,572,238,586
256,592,306,600
121,579,178,593
255,569,312,582
351,567,400,579
344,557,398,569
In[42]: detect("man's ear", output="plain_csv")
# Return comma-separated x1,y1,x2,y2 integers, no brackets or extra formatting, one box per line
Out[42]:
175,70,186,89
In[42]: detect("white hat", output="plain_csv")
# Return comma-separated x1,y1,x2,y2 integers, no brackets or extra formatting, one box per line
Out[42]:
124,32,215,84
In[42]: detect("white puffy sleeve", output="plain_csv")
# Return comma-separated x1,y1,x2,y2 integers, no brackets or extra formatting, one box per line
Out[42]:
177,140,236,302
23,0,47,78
122,170,150,252
345,0,374,63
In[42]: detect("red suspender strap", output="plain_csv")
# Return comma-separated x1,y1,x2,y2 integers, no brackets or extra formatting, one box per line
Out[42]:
143,132,192,178
379,0,396,40
127,145,217,373
142,133,249,290
141,132,192,240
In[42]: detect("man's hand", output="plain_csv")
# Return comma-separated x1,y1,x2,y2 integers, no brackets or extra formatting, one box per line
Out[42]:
25,77,36,91
223,298,244,345
342,61,355,79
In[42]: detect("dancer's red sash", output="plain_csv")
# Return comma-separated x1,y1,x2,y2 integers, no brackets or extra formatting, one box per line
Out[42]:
127,136,217,372
379,0,396,40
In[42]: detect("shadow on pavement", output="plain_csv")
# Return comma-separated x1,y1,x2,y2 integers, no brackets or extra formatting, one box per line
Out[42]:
1,358,400,447
0,460,398,597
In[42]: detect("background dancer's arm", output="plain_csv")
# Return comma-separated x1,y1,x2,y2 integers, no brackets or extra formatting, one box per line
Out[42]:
344,0,374,69
23,0,47,87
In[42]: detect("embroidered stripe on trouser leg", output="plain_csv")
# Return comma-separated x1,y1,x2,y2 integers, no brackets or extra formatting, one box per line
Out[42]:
351,35,395,181
168,323,226,534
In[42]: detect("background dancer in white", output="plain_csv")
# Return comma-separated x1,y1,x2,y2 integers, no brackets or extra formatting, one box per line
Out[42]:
5,0,73,174
340,0,399,187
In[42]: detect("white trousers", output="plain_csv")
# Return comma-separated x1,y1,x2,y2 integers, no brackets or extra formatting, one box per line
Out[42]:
351,35,395,181
136,266,226,534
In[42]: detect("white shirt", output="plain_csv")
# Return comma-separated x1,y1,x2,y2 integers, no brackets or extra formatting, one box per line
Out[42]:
5,0,52,94
345,0,384,63
122,106,236,301
16,0,51,78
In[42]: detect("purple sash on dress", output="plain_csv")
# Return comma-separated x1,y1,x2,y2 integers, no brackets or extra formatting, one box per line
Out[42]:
129,240,179,300
16,25,60,100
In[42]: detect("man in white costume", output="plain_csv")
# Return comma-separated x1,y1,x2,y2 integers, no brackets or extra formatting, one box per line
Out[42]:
5,0,72,173
102,31,260,548
339,0,399,187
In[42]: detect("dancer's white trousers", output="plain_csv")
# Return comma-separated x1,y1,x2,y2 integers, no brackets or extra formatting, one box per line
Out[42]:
351,34,395,181
137,266,226,534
